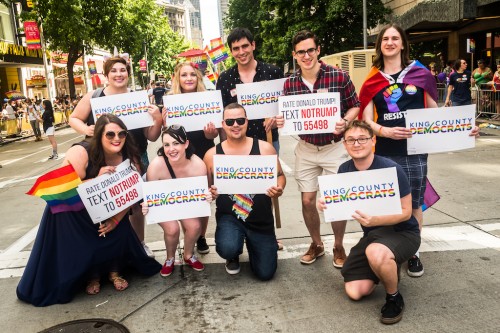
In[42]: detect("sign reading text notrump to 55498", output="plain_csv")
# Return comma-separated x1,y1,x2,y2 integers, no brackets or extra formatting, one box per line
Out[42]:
406,104,476,155
213,155,277,194
90,91,153,130
236,78,286,120
278,92,341,135
76,159,143,223
163,90,223,132
142,176,211,224
318,167,401,223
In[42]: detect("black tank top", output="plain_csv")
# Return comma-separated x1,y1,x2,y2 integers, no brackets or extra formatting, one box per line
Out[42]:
215,138,274,234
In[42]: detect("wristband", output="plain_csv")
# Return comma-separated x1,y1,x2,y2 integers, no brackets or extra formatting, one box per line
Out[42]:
377,125,383,137
111,217,120,225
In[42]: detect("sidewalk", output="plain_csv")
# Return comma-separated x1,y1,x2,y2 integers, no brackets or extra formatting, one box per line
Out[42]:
0,122,69,146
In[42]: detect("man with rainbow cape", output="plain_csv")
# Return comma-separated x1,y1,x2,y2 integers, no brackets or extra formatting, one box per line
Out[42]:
359,24,438,280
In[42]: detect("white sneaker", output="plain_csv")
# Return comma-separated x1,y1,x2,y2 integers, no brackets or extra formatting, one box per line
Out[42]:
142,242,155,258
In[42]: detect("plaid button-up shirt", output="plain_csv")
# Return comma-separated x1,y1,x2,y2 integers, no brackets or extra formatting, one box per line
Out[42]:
284,61,360,146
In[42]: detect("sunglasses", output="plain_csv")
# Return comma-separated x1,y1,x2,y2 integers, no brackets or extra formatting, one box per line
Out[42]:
164,124,187,142
224,117,246,126
105,130,127,140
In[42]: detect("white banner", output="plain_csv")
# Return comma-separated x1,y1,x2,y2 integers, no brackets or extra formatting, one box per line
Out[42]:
236,78,286,120
318,167,401,223
163,90,224,132
278,92,341,135
213,155,277,194
142,176,211,224
77,159,143,223
406,105,476,155
90,90,153,130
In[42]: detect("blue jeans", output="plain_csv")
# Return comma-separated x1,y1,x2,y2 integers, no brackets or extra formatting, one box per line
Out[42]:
215,214,278,281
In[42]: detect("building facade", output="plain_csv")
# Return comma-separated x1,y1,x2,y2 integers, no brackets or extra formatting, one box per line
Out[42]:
372,0,500,69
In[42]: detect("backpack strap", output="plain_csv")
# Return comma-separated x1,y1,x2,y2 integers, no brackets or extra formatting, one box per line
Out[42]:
91,88,104,99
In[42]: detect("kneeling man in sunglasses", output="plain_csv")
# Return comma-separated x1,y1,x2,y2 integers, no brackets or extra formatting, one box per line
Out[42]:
317,120,420,325
204,103,286,280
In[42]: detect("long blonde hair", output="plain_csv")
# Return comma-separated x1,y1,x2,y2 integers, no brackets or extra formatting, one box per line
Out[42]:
169,62,206,94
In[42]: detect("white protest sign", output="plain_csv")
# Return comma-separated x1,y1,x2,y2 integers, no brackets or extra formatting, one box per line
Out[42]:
90,90,153,130
406,104,476,155
236,78,286,120
77,159,143,223
318,167,401,223
163,90,223,132
142,176,211,224
213,155,277,194
278,92,341,135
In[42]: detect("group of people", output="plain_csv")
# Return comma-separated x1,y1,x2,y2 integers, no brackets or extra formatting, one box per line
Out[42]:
16,24,480,326
1,98,59,159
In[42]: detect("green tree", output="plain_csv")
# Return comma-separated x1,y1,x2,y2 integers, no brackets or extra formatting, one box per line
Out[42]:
225,0,391,67
116,0,190,86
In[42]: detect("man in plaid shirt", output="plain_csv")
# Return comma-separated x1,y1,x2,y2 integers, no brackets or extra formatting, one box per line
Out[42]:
277,30,360,267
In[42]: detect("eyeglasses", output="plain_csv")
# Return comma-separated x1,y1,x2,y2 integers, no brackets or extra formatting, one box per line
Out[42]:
224,117,246,126
295,47,317,58
105,130,128,140
344,137,372,145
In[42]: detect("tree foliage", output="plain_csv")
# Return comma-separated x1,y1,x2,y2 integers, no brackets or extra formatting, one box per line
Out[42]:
225,0,391,67
1,0,189,96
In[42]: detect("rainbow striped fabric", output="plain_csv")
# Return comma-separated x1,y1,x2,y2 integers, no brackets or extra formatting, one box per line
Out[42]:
231,194,254,221
27,164,84,214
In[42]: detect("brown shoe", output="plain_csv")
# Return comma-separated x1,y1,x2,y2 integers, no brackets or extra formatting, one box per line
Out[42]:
300,242,325,264
333,247,347,268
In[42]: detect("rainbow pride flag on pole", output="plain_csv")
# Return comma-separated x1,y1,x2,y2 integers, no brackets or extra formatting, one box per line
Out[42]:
27,164,84,214
208,45,229,65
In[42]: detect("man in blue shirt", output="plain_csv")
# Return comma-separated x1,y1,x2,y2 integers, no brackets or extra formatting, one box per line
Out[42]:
318,120,420,325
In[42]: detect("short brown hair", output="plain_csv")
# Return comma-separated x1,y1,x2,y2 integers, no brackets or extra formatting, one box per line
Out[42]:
344,120,374,138
223,102,247,118
291,30,318,51
103,56,130,77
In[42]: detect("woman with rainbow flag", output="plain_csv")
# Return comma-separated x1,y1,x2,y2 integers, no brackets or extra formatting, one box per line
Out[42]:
17,114,161,306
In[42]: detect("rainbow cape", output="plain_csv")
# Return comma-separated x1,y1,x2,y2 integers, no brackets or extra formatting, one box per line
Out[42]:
358,60,438,117
27,164,84,214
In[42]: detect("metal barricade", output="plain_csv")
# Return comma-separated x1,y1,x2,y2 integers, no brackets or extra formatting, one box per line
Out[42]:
1,118,19,137
436,83,447,106
476,84,499,119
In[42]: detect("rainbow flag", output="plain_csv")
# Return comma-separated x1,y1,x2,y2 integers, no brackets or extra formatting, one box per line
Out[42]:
206,72,218,85
27,164,84,214
358,60,438,118
208,45,229,65
210,37,223,49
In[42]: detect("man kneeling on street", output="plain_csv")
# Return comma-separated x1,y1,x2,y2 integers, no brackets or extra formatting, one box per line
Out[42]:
318,120,420,324
204,103,286,280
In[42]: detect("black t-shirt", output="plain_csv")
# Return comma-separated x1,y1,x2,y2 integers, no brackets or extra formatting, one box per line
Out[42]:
152,87,167,105
338,155,420,236
214,138,275,234
216,61,284,142
449,70,471,104
373,71,425,156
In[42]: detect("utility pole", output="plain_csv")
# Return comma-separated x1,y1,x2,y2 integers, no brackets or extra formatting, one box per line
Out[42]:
363,0,367,49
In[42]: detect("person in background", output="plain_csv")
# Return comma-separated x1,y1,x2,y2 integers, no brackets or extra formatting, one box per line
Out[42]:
42,100,58,160
164,62,219,255
491,63,500,120
472,59,493,89
444,59,472,107
26,98,42,141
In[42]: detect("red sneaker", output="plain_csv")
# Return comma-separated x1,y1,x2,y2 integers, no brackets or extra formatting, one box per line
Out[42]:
185,255,205,271
160,257,175,277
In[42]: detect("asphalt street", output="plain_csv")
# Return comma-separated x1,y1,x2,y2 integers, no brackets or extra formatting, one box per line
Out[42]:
0,126,499,332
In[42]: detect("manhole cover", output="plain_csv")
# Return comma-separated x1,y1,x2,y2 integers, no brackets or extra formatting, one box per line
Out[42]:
39,318,129,333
